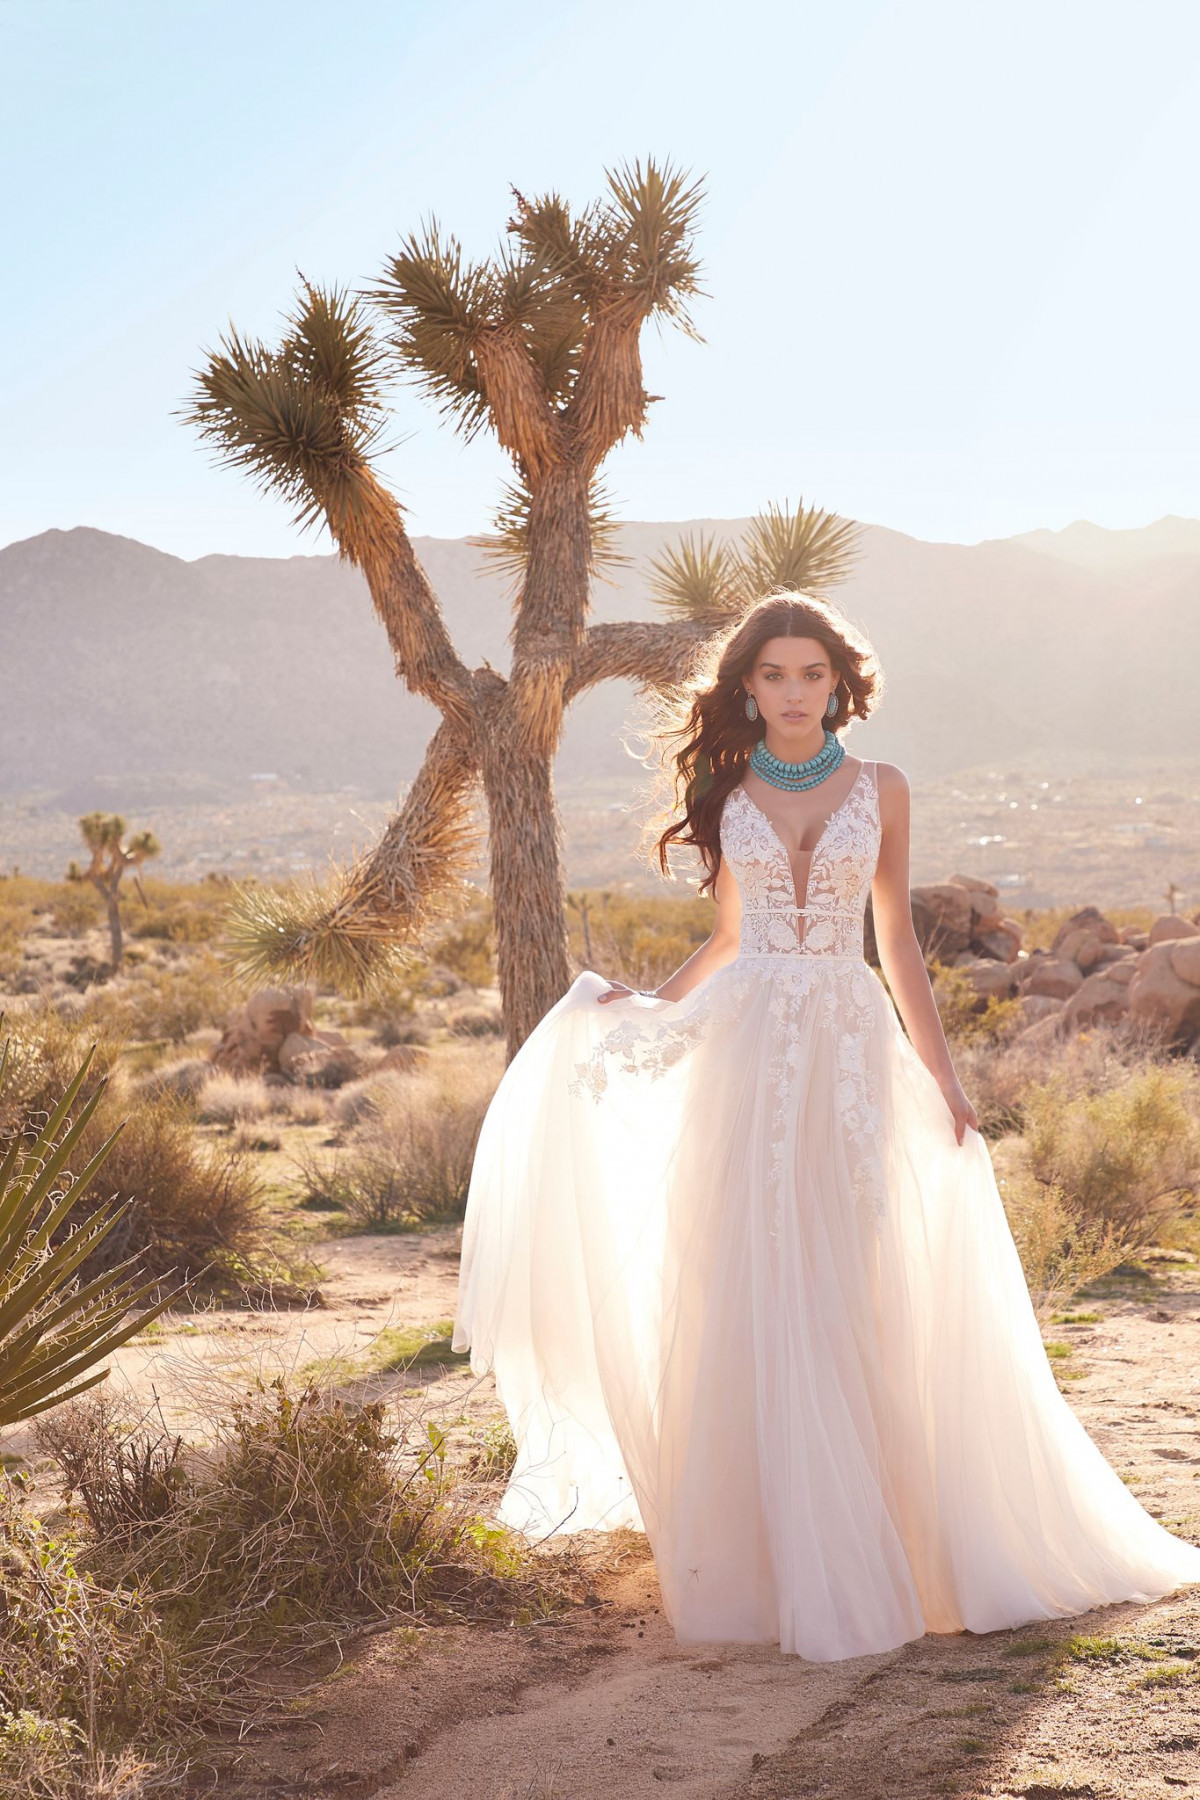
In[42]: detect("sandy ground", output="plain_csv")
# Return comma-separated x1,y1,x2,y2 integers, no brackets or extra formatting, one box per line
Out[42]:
11,1232,1200,1800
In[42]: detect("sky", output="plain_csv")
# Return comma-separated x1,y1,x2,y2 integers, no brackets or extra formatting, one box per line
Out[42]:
4,0,1199,560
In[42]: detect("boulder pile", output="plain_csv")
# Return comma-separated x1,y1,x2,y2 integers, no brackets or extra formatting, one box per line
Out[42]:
904,877,1200,1054
210,984,367,1087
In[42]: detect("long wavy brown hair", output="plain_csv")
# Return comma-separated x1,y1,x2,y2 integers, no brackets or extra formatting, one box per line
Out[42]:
644,591,884,899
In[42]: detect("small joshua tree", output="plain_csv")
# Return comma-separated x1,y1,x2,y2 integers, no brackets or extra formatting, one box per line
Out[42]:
69,812,161,972
183,159,859,1057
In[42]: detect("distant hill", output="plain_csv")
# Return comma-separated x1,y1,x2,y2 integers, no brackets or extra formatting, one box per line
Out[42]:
3,515,1198,806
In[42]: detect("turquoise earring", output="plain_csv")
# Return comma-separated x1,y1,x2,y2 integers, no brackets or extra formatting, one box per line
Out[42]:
826,692,839,717
745,693,759,722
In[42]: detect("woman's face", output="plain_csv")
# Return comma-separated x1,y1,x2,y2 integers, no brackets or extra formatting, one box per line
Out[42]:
743,636,836,734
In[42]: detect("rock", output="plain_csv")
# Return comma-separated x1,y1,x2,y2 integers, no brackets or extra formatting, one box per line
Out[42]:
1051,906,1119,950
1018,993,1065,1026
1056,928,1108,971
1128,938,1200,1044
948,874,1001,899
1014,1010,1067,1048
278,1031,364,1088
1023,957,1085,1000
1063,971,1132,1029
211,985,318,1074
1148,913,1200,946
959,959,1020,1002
1095,943,1138,967
975,921,1022,963
911,884,975,957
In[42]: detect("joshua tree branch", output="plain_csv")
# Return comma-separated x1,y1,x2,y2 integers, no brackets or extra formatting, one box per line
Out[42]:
564,618,710,700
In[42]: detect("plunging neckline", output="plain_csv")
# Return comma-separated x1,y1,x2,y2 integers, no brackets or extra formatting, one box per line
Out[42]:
734,760,869,915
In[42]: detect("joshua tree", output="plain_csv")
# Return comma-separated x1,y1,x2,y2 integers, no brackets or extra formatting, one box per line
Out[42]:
183,160,859,1058
69,813,161,972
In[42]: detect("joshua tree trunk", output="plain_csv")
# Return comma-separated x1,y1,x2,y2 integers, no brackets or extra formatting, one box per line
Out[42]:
102,889,123,971
481,741,571,1058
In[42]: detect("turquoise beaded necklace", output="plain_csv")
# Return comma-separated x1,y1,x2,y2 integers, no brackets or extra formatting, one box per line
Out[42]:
749,728,845,792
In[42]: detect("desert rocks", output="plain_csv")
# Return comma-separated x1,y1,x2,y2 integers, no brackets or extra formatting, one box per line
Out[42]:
1128,937,1200,1045
212,985,363,1086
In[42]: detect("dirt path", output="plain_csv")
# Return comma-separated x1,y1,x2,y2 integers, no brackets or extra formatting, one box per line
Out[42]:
172,1248,1200,1800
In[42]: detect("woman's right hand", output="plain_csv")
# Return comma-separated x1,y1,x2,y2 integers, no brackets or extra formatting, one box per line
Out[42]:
597,980,641,1005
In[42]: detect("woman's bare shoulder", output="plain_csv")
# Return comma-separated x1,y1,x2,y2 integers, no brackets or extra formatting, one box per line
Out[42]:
871,760,910,795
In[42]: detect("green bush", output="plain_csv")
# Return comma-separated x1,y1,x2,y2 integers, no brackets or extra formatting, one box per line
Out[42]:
1022,1062,1200,1245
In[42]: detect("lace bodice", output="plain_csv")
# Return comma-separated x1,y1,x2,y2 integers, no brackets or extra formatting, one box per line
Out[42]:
720,759,880,959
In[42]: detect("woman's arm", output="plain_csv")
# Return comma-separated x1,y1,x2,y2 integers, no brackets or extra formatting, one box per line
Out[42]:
597,852,742,1005
871,763,979,1144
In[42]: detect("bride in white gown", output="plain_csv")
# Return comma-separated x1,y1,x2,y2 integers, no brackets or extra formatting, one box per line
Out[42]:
451,590,1200,1662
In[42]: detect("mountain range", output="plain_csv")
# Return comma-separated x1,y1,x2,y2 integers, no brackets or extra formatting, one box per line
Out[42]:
3,515,1198,809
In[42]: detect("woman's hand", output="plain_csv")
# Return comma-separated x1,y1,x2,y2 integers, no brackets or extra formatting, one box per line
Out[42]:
597,981,653,1005
939,1074,979,1145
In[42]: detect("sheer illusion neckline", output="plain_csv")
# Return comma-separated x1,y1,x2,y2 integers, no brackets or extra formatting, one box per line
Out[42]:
733,760,870,913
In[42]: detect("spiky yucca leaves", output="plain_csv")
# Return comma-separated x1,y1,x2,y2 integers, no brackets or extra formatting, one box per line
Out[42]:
472,473,629,583
649,499,862,625
370,157,704,472
0,1039,185,1427
218,720,487,998
183,280,395,550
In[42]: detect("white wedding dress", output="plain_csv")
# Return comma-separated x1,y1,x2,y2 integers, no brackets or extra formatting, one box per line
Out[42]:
452,759,1200,1660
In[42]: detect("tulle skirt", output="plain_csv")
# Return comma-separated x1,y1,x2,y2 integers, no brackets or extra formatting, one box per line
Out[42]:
452,953,1200,1661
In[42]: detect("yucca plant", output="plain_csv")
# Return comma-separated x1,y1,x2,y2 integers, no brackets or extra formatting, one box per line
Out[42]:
183,158,860,1056
0,1036,185,1427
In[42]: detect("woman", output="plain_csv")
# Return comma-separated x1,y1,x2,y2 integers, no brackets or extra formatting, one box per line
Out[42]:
451,590,1200,1662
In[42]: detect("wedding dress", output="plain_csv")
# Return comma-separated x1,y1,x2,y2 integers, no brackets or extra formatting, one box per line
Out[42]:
451,758,1200,1660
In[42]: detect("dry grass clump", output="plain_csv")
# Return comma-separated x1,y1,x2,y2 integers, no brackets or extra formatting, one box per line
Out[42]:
195,1071,274,1126
311,1043,501,1230
995,1058,1200,1320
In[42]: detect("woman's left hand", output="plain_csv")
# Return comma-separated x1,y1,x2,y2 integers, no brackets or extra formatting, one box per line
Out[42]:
939,1075,979,1145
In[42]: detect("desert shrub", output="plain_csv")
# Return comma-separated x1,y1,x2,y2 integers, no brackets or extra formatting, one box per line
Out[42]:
1022,1062,1200,1245
0,1476,186,1796
331,1068,414,1130
0,1006,266,1291
427,904,496,989
929,960,1024,1046
948,1014,1175,1141
997,1161,1128,1324
127,878,234,945
333,1044,501,1229
447,1005,505,1038
58,1380,543,1655
80,950,236,1044
50,884,103,939
134,1056,212,1103
88,1095,266,1286
467,1416,518,1480
566,887,712,991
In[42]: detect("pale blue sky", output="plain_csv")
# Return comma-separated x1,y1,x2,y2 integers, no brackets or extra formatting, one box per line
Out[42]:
4,0,1198,559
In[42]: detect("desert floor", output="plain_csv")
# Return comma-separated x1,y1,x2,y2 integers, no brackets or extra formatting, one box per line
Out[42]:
12,1227,1193,1800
